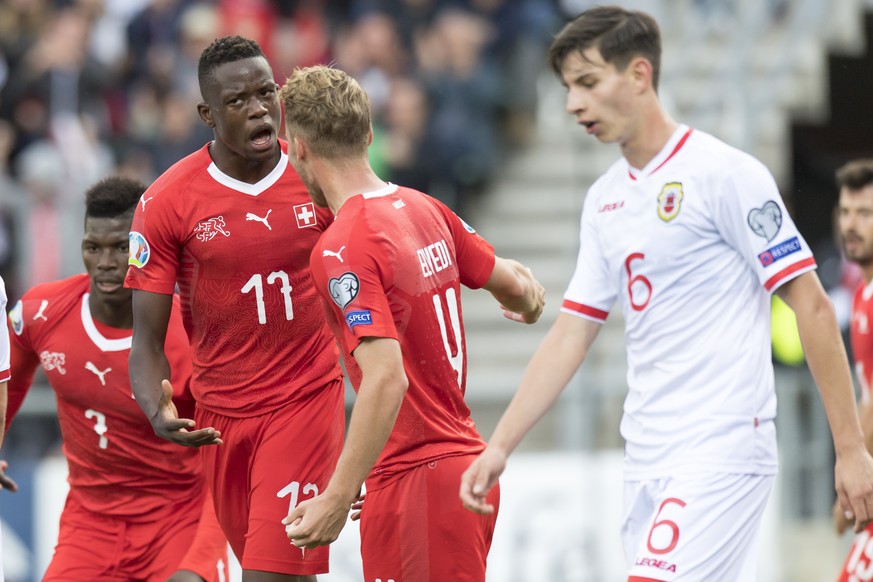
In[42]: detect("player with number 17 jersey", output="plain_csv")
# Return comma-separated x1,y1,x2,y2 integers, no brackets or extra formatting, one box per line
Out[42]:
124,140,342,415
124,139,344,574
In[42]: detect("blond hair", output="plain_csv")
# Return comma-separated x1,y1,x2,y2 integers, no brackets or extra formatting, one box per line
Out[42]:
279,65,371,159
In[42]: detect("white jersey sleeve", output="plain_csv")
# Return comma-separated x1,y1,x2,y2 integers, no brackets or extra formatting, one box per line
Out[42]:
713,158,815,292
562,185,616,323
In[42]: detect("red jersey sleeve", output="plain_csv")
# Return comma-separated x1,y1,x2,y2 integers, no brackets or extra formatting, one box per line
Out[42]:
125,185,182,295
427,197,495,289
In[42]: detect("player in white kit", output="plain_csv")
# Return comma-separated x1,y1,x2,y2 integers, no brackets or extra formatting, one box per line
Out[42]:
460,6,873,581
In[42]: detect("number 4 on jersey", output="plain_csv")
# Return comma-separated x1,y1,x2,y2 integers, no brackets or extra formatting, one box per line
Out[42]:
432,288,462,386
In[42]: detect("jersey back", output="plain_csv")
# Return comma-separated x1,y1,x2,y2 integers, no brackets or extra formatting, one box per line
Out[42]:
124,142,342,415
7,274,200,518
310,185,496,489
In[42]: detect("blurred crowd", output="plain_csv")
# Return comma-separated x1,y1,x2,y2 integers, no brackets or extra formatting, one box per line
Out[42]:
0,0,563,302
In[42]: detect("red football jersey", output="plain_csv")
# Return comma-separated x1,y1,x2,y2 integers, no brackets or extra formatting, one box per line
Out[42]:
310,184,496,489
852,281,873,401
124,141,342,416
6,274,200,518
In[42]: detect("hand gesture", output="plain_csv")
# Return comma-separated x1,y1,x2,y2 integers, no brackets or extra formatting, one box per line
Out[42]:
835,446,873,533
459,446,506,514
0,460,18,492
151,379,222,447
282,490,353,549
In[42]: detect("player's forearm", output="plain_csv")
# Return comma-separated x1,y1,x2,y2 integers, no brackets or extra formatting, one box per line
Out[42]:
326,370,407,503
129,344,171,420
488,314,594,455
485,257,544,320
130,290,174,420
797,299,865,453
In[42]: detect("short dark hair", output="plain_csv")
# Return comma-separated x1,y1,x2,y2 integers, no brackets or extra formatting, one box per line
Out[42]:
85,176,145,220
197,36,266,98
548,6,662,91
836,159,873,192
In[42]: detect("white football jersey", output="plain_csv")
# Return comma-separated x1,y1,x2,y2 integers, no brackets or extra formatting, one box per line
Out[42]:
564,125,815,479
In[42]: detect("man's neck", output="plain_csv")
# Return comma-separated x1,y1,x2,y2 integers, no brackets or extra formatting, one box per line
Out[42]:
318,159,387,215
620,103,679,171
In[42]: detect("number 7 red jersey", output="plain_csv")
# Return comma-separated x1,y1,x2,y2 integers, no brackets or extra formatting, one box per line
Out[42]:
124,141,342,416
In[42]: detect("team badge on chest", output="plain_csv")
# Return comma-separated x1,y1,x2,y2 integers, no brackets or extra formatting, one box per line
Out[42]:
657,182,684,222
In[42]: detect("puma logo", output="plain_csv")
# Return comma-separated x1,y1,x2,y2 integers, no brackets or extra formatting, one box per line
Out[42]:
140,196,154,211
85,361,111,386
245,209,272,230
322,246,346,262
33,300,49,321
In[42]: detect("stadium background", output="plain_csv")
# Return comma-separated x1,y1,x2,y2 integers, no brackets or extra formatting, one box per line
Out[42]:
0,0,871,579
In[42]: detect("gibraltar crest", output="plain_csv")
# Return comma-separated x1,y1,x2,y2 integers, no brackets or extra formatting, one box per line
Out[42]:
657,182,683,222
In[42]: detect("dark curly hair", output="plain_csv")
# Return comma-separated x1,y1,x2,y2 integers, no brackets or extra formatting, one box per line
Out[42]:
84,176,145,221
198,36,266,98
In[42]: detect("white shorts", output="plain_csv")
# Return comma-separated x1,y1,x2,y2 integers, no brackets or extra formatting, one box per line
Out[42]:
622,472,774,581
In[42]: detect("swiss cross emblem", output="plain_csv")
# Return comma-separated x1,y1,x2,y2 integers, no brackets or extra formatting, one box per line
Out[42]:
194,216,231,242
294,202,318,229
657,182,683,222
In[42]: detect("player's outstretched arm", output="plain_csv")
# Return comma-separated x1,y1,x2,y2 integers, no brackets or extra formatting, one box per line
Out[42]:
461,313,600,513
777,270,873,532
284,337,407,549
483,257,545,324
130,290,221,447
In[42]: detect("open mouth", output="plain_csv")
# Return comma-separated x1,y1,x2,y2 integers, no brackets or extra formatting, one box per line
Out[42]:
250,127,274,149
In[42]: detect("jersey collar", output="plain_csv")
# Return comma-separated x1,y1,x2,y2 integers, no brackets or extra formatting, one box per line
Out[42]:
81,294,132,352
627,125,693,182
361,182,399,199
206,149,289,196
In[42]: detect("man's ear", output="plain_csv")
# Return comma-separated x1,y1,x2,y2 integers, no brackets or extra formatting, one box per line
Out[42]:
197,102,214,127
629,56,654,94
293,136,306,162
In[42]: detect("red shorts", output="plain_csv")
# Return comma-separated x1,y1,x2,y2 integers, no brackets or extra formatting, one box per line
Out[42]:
360,454,500,582
837,521,873,581
197,379,345,575
43,489,227,582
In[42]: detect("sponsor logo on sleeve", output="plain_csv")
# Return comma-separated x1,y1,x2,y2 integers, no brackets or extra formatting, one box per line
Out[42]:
329,272,360,309
748,200,782,242
294,202,318,229
657,182,683,222
8,300,23,335
345,310,373,329
128,231,150,268
758,236,801,266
